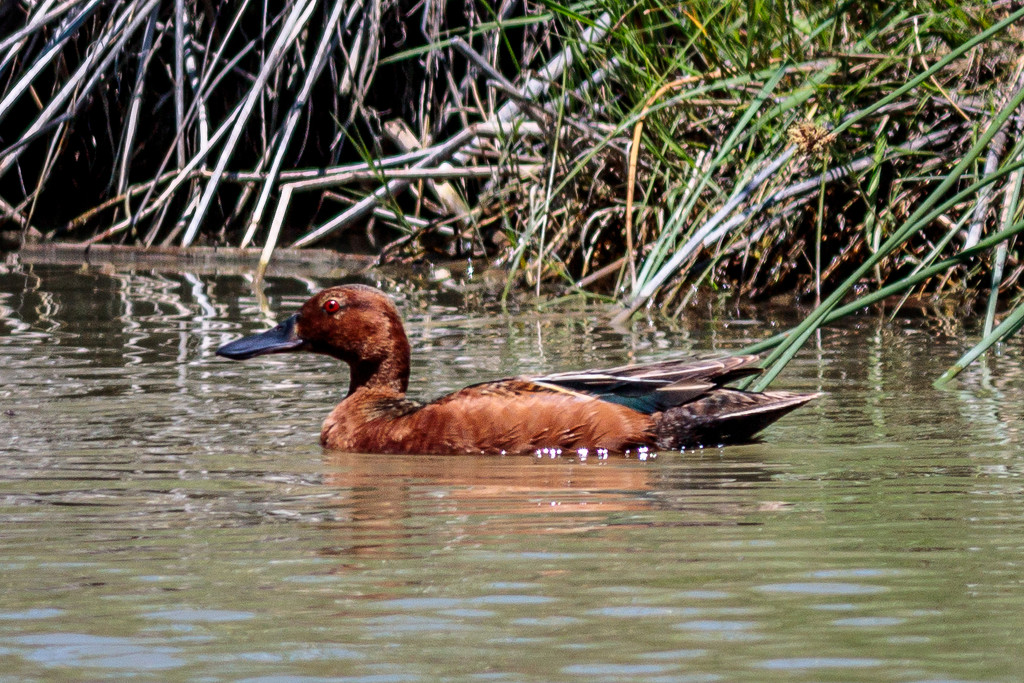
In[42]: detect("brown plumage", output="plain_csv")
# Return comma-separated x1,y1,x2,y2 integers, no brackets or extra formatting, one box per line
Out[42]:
216,285,819,455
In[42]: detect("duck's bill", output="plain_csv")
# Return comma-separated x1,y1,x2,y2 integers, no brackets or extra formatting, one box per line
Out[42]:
217,314,306,360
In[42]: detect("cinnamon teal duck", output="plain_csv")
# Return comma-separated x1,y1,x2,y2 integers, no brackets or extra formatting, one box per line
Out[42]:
216,285,818,455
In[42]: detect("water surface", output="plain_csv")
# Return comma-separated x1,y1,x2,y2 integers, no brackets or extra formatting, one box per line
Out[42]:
2,262,1024,681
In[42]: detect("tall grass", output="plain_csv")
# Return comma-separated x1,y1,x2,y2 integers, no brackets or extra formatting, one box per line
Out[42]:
1,0,1022,383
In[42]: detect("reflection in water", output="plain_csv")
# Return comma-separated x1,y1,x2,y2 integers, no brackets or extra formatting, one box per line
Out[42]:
318,452,784,560
3,261,1024,680
328,452,659,529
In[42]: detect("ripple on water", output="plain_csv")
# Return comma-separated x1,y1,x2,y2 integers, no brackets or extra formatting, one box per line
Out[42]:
755,657,886,670
0,608,65,620
437,608,496,618
587,606,678,618
810,602,858,611
561,663,680,676
509,616,583,627
363,614,473,634
375,597,465,611
674,620,763,642
143,608,255,622
677,590,731,600
638,649,707,660
206,647,365,664
833,616,906,627
236,677,405,683
676,620,757,632
809,568,900,578
754,582,887,595
467,594,556,606
14,633,185,670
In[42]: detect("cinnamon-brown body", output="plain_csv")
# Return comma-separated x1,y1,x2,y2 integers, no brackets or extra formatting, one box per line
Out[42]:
321,381,655,454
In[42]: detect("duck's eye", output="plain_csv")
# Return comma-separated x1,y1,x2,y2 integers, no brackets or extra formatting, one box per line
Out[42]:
323,299,341,314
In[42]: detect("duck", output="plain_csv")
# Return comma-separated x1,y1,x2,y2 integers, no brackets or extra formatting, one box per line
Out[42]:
216,285,818,455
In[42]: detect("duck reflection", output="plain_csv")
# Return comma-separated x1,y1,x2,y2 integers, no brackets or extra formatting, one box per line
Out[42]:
315,450,781,559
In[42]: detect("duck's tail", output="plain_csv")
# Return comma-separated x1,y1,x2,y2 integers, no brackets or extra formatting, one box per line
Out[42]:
654,389,820,449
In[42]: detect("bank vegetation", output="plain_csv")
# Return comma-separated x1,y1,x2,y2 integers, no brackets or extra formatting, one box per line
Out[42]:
1,0,1022,382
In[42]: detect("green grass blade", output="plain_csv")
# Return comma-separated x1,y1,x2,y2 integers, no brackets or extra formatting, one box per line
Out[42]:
934,303,1024,387
751,44,1024,391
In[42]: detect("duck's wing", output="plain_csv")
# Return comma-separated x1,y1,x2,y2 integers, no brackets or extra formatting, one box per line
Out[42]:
528,355,763,414
389,379,656,454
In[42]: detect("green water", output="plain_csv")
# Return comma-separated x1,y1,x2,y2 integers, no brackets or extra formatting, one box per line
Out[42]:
2,262,1024,681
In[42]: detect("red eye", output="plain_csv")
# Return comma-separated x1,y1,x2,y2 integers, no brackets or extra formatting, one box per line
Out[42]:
323,299,341,314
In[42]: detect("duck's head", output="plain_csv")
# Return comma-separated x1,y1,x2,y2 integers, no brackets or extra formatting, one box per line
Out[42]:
217,285,411,393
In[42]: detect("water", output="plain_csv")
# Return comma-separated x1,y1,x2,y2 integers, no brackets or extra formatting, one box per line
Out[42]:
3,260,1024,681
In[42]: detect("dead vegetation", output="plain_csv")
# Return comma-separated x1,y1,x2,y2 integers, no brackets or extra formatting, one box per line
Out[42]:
2,0,1024,358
